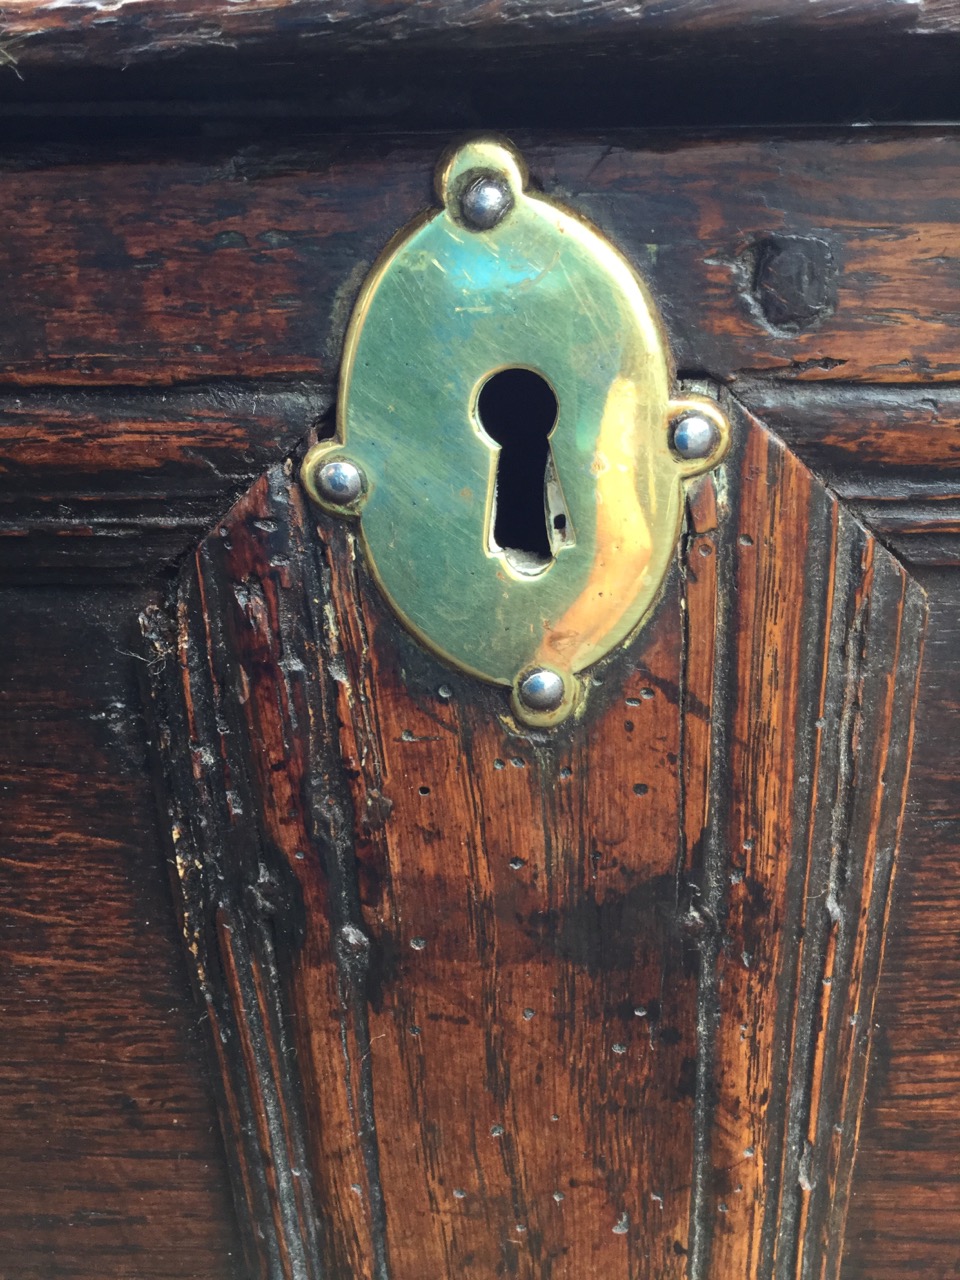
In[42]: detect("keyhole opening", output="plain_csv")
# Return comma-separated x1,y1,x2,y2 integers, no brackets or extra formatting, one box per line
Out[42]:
477,368,560,573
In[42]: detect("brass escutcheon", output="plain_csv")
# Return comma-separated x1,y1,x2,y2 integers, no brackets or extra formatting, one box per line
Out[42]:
303,137,729,726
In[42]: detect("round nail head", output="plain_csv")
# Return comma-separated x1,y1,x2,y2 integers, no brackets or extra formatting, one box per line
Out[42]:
517,668,565,713
315,458,365,505
459,174,513,231
671,414,720,461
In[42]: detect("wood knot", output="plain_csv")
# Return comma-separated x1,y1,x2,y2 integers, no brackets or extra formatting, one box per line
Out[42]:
745,234,838,333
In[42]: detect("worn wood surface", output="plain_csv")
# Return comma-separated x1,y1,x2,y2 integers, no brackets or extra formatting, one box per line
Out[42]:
737,384,960,567
4,0,958,72
0,383,328,583
0,134,958,390
841,568,960,1279
149,400,924,1278
0,588,240,1278
2,120,960,1280
6,132,960,580
0,0,958,128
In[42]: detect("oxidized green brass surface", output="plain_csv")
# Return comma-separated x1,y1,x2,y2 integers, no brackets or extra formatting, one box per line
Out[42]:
302,138,729,725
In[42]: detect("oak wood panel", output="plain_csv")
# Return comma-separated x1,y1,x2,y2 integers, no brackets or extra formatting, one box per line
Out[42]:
0,588,240,1278
150,401,924,1278
691,408,925,1280
0,112,952,1278
1,134,960,393
321,528,695,1279
841,568,960,1280
150,462,701,1277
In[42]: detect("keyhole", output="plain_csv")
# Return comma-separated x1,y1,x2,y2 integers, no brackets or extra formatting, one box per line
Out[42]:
477,368,560,573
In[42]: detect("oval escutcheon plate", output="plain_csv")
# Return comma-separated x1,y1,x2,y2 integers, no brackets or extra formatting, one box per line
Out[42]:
303,137,729,725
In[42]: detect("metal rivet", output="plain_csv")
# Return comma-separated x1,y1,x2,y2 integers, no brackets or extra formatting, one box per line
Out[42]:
459,173,512,231
517,668,565,713
671,414,720,461
315,458,365,505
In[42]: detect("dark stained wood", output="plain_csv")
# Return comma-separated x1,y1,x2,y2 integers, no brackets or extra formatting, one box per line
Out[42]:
689,406,925,1280
320,526,695,1278
7,132,960,583
149,401,924,1278
1,0,958,131
840,568,960,1280
1,101,958,1276
0,383,328,583
3,0,958,74
736,383,960,567
0,135,959,392
0,587,240,1278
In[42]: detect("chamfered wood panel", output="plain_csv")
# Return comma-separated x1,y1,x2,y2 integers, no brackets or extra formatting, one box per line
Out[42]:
840,568,960,1280
736,383,960,567
0,134,960,390
147,398,925,1278
0,588,241,1278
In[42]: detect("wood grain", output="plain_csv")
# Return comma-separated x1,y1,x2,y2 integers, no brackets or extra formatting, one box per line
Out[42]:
0,0,958,133
150,401,924,1278
690,406,925,1280
2,0,956,72
0,383,329,583
7,132,960,580
840,568,960,1280
0,134,958,390
736,384,960,567
0,100,950,1277
0,587,240,1279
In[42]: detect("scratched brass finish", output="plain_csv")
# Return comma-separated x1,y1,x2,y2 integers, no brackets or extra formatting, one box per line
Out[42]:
302,138,729,725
